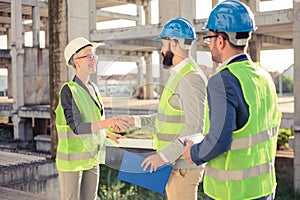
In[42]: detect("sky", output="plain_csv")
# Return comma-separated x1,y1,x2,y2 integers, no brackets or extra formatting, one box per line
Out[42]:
0,0,294,76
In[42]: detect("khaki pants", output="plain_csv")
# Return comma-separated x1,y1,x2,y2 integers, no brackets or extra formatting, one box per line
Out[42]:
58,165,99,200
166,168,204,200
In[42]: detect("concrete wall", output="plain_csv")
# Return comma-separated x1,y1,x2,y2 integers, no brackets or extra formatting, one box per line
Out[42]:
0,160,59,199
281,113,294,129
23,48,49,105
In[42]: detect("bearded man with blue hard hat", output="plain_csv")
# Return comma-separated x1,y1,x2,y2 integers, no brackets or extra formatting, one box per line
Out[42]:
182,1,282,200
119,17,207,200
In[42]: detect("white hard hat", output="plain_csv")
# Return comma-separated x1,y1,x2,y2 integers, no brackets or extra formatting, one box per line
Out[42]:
64,37,100,67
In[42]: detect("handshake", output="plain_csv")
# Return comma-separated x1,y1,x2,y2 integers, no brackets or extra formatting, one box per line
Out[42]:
92,115,135,133
104,115,135,144
109,115,135,133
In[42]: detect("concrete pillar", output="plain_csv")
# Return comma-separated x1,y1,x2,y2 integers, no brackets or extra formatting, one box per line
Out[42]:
144,53,153,99
239,0,260,12
7,28,12,98
67,0,96,81
7,27,11,49
248,34,262,62
278,75,283,96
143,1,151,24
293,0,300,193
142,1,154,99
7,63,12,98
32,6,40,47
159,0,196,24
89,0,97,83
136,57,144,98
240,0,261,63
212,0,219,8
49,0,68,158
137,5,143,25
11,0,25,139
42,18,49,47
158,0,197,95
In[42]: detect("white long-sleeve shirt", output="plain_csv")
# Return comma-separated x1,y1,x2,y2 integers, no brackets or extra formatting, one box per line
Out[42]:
133,57,207,169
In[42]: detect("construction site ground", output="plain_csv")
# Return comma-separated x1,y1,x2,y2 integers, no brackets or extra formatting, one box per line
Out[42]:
0,96,295,199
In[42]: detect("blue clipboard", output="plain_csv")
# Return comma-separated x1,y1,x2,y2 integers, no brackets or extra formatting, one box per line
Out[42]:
117,151,172,194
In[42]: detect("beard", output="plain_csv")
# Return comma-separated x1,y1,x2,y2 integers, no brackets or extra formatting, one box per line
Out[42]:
162,51,174,69
211,48,222,64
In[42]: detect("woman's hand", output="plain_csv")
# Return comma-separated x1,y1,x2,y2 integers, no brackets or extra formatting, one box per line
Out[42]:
106,131,125,144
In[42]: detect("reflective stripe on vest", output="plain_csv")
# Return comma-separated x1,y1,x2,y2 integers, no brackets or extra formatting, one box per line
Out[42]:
154,62,197,151
230,127,278,150
204,60,282,199
206,159,275,181
157,133,178,141
57,132,93,139
156,113,185,123
56,149,98,161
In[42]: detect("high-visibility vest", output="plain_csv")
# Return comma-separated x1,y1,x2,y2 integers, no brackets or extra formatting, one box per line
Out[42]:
55,81,105,172
204,60,282,200
154,62,198,151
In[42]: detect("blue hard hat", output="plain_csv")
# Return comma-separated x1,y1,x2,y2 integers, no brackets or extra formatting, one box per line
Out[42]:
204,0,256,32
156,17,197,40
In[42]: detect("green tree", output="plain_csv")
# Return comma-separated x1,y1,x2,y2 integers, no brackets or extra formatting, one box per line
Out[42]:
274,75,294,94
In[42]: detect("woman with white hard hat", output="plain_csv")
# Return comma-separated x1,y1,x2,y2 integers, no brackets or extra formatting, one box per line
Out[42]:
55,37,128,200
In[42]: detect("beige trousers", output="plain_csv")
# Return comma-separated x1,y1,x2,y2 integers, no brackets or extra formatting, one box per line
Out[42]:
58,165,99,200
166,168,204,200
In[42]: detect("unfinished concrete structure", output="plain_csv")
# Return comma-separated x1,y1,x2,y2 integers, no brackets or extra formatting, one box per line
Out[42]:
1,0,300,192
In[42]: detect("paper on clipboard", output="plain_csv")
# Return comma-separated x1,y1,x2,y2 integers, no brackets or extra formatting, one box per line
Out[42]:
178,133,204,145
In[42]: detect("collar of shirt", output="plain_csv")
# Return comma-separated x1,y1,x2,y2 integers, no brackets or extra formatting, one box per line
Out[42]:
73,75,89,87
219,53,249,69
169,56,194,79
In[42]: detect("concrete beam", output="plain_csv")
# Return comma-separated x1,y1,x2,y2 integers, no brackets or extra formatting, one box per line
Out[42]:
18,106,50,119
103,39,160,49
96,0,151,8
99,54,140,62
194,9,293,32
97,10,140,22
97,48,147,62
97,48,148,56
0,16,11,24
91,24,161,41
255,9,293,26
0,50,10,58
0,0,48,7
256,34,293,49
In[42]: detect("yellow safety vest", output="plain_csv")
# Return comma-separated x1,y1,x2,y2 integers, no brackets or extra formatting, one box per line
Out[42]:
55,81,105,172
154,62,197,151
204,60,282,199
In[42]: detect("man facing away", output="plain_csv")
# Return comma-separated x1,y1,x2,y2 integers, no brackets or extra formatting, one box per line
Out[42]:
182,1,282,200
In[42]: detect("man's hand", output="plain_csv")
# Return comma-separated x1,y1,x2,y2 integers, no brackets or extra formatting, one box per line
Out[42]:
141,154,166,173
117,115,135,127
182,138,195,164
